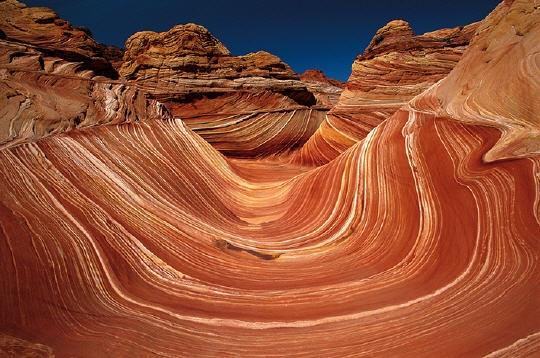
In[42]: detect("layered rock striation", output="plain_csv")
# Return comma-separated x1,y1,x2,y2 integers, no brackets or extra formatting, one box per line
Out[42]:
0,0,539,356
292,19,479,165
118,23,334,158
0,0,119,77
0,0,168,148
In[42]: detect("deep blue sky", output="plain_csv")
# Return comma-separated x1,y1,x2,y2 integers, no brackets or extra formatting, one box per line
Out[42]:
24,0,500,80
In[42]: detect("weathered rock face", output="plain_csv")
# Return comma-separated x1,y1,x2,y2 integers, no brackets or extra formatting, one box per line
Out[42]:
0,1,332,158
0,0,167,148
120,23,296,82
0,0,118,77
1,0,540,356
0,0,98,55
291,19,479,165
97,44,124,71
118,23,331,158
408,0,540,162
300,69,344,88
299,69,344,107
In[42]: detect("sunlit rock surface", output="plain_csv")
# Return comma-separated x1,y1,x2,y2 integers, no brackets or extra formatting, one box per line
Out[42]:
299,69,344,107
119,23,334,158
0,0,539,356
292,18,479,165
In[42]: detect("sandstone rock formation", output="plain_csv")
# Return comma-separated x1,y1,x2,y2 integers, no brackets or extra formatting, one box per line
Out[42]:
0,0,539,356
0,0,119,77
120,23,294,81
300,69,344,88
292,19,479,165
408,0,540,162
118,23,333,158
166,91,326,158
299,69,344,107
0,1,336,157
0,0,167,148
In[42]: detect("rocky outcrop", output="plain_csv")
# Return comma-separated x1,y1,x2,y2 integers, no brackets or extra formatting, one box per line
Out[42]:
120,23,294,81
97,44,124,71
0,1,328,157
299,69,344,107
408,0,540,162
0,0,167,148
0,0,119,77
118,23,330,158
300,69,344,88
291,19,479,165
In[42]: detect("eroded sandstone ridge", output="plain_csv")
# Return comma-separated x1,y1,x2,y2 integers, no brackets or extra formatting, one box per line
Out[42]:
0,0,168,148
119,23,337,158
120,23,293,81
0,0,539,356
0,1,340,155
0,0,119,77
292,18,479,165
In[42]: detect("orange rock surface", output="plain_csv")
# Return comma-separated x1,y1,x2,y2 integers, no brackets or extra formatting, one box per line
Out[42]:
299,69,344,107
118,23,335,158
292,19,479,165
0,0,539,356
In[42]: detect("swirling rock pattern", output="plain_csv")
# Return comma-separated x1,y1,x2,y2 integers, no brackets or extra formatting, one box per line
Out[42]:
408,0,540,162
292,19,479,166
166,91,327,158
0,0,163,148
0,0,539,357
118,23,340,158
0,42,168,148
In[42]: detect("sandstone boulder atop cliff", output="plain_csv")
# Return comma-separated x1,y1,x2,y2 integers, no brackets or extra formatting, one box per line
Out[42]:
120,23,296,81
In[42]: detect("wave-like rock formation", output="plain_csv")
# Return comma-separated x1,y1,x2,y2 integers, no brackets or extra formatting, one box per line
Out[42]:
166,91,327,158
292,18,479,166
1,0,539,356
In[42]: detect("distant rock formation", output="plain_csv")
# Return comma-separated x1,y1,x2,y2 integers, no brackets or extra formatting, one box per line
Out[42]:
118,23,314,102
300,69,344,88
120,23,295,81
299,69,344,106
0,1,339,157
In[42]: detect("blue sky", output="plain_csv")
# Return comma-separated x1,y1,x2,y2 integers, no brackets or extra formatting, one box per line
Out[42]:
25,0,501,81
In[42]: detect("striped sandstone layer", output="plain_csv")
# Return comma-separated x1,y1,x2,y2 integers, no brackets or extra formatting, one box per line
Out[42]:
119,24,337,158
0,0,539,356
292,19,478,165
